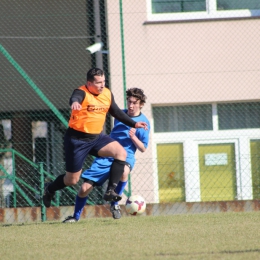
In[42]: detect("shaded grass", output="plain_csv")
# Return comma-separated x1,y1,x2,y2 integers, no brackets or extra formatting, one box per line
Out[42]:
1,212,260,260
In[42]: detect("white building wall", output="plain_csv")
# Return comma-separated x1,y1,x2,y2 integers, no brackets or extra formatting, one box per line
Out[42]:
106,1,260,203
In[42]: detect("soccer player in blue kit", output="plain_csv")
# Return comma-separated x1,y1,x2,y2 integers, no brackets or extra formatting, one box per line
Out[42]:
63,88,150,221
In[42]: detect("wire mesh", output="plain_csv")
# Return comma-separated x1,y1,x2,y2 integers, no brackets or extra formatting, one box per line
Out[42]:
0,0,260,223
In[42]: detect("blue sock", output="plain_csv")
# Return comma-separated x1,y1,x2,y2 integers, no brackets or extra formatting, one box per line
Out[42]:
111,181,127,207
73,195,88,220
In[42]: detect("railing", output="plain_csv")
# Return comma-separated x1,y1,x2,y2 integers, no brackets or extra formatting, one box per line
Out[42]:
0,149,79,221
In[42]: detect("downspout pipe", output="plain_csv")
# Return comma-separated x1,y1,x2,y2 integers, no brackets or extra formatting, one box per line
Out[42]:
119,0,131,196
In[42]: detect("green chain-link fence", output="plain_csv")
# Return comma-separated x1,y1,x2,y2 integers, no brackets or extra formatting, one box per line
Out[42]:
1,0,260,223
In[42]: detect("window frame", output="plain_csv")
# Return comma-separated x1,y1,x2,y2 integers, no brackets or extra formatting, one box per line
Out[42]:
147,0,260,22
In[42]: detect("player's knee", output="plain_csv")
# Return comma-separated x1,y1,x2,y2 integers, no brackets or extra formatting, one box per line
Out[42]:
79,182,93,196
116,145,127,159
78,188,92,197
73,178,79,185
64,170,82,186
67,179,78,186
111,148,127,160
64,175,80,186
121,148,127,159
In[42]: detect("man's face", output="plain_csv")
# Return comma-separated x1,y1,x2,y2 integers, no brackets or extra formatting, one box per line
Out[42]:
87,75,105,95
127,96,142,117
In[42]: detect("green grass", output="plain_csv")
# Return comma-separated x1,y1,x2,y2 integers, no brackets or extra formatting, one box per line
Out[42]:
1,212,260,260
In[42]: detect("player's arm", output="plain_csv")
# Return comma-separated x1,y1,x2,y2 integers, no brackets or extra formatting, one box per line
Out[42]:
109,93,148,130
128,128,147,153
69,89,85,110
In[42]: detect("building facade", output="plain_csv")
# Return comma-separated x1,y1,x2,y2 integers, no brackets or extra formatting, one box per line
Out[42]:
106,0,260,203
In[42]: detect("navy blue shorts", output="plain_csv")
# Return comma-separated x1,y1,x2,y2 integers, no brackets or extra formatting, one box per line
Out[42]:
64,131,115,172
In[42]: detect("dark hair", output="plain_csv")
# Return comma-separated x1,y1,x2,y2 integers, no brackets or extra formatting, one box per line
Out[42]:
86,68,104,82
126,88,147,104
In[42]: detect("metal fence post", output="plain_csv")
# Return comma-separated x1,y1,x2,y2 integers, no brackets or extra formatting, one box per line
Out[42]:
12,149,17,208
39,162,46,222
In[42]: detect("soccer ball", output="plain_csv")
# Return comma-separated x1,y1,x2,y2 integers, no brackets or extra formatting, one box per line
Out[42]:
125,195,146,215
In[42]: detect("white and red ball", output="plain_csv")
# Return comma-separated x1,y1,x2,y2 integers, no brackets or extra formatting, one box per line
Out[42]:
125,195,146,215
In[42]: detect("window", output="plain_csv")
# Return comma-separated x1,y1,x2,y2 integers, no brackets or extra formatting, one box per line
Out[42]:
218,102,260,130
152,0,206,13
217,0,260,11
148,0,260,21
153,102,260,133
153,104,212,132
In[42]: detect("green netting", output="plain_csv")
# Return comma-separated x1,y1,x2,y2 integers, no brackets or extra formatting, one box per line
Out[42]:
1,0,260,223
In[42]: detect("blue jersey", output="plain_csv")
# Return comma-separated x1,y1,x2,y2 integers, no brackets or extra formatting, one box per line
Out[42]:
81,110,150,185
110,109,150,168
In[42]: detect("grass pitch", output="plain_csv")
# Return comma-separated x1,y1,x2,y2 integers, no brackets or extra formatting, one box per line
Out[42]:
1,212,260,260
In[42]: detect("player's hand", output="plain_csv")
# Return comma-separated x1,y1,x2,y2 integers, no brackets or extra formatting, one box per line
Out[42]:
129,128,136,138
135,122,148,130
71,102,82,110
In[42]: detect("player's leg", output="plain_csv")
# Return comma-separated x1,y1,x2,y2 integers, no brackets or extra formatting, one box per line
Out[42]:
43,133,90,208
63,157,112,223
63,181,93,223
110,164,131,219
97,139,127,201
43,170,82,208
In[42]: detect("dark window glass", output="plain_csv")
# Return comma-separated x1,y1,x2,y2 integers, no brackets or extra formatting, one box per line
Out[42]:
152,0,206,13
217,0,260,11
218,102,260,130
153,105,212,132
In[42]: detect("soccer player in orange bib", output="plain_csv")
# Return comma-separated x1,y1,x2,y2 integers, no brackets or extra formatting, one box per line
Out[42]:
43,68,148,208
63,88,150,222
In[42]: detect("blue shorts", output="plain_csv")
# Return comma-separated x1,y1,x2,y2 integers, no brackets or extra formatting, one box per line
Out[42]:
81,157,132,186
81,157,114,186
64,131,115,172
